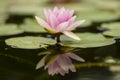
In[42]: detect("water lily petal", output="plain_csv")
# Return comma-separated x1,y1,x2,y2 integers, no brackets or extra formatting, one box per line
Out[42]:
49,12,59,29
36,55,47,69
56,55,69,71
68,16,76,25
66,53,85,62
68,10,74,18
67,20,85,30
65,56,76,72
63,31,81,40
53,7,59,16
59,7,65,13
48,62,57,76
57,22,69,32
44,9,50,23
35,16,56,32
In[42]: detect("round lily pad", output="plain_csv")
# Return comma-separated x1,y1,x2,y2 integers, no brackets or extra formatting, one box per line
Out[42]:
0,24,24,36
61,33,115,48
20,24,46,33
5,36,56,49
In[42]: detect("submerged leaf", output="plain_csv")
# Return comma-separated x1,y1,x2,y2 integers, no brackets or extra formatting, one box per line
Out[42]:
5,36,56,49
61,33,115,48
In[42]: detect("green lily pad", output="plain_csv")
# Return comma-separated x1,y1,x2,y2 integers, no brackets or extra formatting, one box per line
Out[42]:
102,22,120,37
8,6,43,15
61,33,115,48
20,18,46,33
96,0,120,12
103,30,120,37
101,22,120,30
23,18,37,24
5,36,56,49
0,24,24,36
62,3,97,12
77,11,119,22
20,24,46,33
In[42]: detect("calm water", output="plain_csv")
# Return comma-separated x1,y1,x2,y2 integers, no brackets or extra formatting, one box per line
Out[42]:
0,33,120,80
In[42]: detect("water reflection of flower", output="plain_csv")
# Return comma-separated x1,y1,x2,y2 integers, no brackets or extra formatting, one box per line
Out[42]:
36,47,85,76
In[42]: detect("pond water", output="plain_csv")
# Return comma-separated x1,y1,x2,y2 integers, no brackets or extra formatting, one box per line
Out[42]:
0,0,120,80
0,25,120,80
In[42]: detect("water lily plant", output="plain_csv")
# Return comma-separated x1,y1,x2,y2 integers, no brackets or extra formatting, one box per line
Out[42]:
35,7,85,43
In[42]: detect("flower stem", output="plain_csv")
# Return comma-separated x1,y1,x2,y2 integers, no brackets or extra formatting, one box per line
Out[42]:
56,33,61,43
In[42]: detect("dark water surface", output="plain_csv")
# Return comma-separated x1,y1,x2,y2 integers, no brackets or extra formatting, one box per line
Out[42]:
0,34,120,80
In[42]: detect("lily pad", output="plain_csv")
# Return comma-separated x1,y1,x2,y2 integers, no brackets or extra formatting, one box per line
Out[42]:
23,18,37,24
0,24,24,36
20,18,46,33
101,22,120,30
8,6,44,15
5,36,56,49
103,30,120,37
77,11,119,22
102,22,120,37
61,33,115,48
20,24,46,33
96,0,120,12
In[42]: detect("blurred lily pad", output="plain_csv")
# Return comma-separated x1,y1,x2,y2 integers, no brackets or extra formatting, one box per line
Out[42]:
20,18,46,33
20,25,46,33
8,6,44,15
103,30,120,37
101,22,120,30
61,33,115,48
102,22,120,37
5,36,56,49
78,11,119,22
0,24,23,36
96,0,120,12
23,18,37,24
62,3,97,12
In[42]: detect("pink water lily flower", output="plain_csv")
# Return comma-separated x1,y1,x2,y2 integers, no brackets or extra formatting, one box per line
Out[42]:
36,52,85,76
35,7,85,42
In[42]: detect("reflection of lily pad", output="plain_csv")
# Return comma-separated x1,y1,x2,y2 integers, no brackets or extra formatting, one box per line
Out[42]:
61,33,115,48
0,24,24,36
5,36,56,49
20,25,46,33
